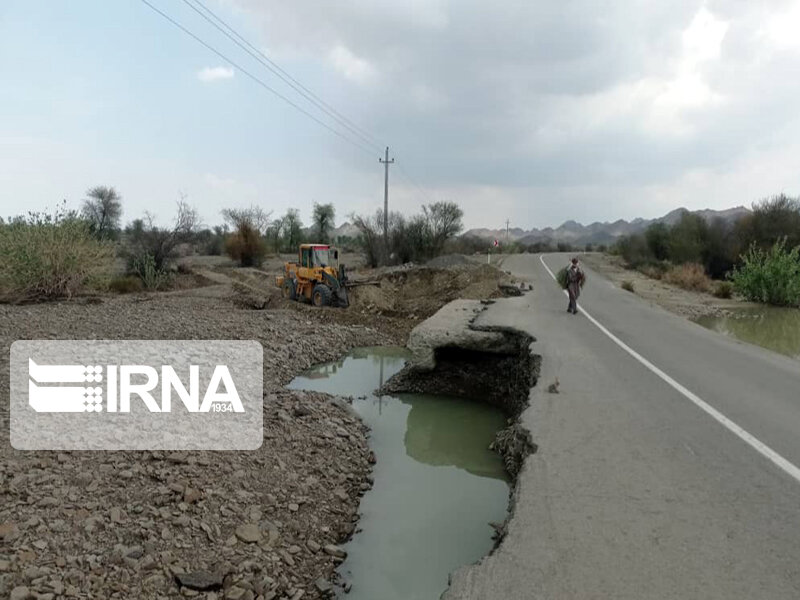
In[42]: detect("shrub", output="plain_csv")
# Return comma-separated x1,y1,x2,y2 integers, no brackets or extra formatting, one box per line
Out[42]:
124,200,200,274
729,239,800,306
131,253,171,290
713,281,733,299
638,263,666,280
615,234,653,268
225,222,267,267
621,280,635,293
662,263,711,293
108,275,144,294
0,205,114,302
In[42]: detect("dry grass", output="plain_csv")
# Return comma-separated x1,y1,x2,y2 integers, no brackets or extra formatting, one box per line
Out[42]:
662,263,711,293
108,275,144,294
638,264,665,280
713,281,734,299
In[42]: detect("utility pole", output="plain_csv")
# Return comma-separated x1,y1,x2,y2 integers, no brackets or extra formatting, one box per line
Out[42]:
379,147,394,249
505,219,510,245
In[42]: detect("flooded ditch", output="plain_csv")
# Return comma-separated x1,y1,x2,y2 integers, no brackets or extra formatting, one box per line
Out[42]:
694,306,800,360
287,339,536,600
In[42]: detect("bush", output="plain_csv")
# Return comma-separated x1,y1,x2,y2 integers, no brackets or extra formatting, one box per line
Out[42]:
123,200,200,274
729,239,800,306
638,263,666,280
662,263,711,293
352,201,463,267
621,280,635,293
131,253,171,290
108,275,144,294
225,222,267,267
713,281,733,299
0,205,114,302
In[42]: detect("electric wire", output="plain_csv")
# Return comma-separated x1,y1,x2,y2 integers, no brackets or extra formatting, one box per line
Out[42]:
185,0,385,152
137,0,377,156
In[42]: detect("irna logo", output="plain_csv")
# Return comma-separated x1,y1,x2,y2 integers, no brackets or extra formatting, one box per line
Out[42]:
28,360,244,413
10,340,263,451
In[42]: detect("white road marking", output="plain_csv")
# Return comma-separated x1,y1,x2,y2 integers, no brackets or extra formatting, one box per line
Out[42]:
539,254,800,485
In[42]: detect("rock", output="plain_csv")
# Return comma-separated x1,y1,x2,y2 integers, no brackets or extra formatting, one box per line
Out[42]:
293,405,312,417
306,540,321,552
287,545,301,554
287,503,299,512
314,578,333,595
183,487,202,504
0,521,20,541
235,524,262,543
323,544,347,558
175,570,224,591
224,586,248,600
109,507,124,523
10,586,32,600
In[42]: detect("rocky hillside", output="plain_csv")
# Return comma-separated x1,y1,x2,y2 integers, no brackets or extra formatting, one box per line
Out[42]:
465,206,751,247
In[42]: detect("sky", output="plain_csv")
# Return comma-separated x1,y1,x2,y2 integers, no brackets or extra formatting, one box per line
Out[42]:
1,0,800,231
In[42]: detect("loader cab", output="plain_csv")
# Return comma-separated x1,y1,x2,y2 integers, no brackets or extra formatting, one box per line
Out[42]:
299,244,338,269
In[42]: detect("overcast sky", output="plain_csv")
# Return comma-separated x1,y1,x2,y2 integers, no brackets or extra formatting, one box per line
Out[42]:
2,0,800,230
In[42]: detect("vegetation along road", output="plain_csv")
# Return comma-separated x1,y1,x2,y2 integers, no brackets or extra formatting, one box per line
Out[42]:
446,253,800,600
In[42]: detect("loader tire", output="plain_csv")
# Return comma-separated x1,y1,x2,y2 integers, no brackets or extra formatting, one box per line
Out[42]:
283,278,297,300
312,284,332,307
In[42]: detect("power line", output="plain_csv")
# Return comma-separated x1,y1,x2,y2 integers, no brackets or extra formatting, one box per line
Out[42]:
183,0,385,153
182,0,441,206
137,0,377,156
394,155,437,204
183,0,380,149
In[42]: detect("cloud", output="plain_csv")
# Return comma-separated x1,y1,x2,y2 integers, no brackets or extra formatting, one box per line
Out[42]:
199,2,800,225
328,45,376,85
197,66,235,83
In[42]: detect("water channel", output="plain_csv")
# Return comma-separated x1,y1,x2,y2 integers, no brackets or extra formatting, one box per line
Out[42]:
693,306,800,361
287,346,509,600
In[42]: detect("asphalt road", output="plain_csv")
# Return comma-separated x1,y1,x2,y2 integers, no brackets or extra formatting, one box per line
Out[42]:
445,253,800,600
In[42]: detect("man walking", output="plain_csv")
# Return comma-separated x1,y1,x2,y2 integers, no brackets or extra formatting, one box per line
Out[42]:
566,257,584,314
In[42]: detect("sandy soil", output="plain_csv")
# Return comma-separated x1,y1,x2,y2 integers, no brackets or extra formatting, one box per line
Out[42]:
580,253,758,320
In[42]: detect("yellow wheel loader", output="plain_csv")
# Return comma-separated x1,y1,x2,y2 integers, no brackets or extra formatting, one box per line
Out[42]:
275,244,349,307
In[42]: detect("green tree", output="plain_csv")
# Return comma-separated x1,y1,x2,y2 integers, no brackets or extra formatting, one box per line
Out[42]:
282,209,303,251
82,186,122,239
311,202,335,243
423,201,463,255
645,223,670,261
735,195,800,252
668,213,708,265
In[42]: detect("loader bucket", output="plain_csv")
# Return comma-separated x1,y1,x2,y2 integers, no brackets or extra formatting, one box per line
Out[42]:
334,286,349,308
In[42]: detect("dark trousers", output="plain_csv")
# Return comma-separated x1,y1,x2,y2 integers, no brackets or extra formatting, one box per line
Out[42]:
567,290,578,313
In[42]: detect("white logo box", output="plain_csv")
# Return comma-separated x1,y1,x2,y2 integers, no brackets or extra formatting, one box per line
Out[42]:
10,340,263,450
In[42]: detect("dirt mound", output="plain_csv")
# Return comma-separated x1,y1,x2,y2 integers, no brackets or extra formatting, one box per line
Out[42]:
348,262,514,318
426,254,474,268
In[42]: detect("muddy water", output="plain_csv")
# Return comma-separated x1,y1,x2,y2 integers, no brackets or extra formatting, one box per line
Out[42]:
287,347,509,600
694,306,800,360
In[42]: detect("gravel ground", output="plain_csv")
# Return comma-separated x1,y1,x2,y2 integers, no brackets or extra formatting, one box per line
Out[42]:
0,289,403,600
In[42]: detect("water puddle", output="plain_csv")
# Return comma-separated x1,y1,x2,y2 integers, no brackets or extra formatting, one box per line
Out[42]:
694,306,800,360
287,346,509,600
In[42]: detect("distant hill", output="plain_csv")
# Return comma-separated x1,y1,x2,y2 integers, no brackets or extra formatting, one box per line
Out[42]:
464,206,751,247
